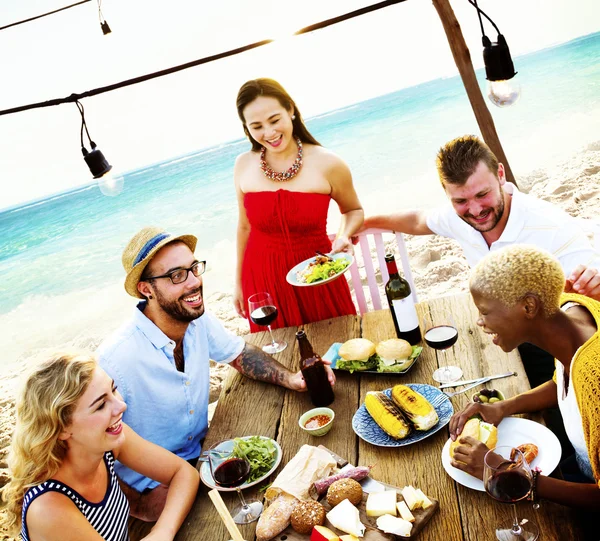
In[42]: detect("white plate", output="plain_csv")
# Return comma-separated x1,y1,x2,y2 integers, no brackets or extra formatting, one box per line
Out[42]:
352,384,454,447
200,436,282,492
441,417,562,491
286,253,354,287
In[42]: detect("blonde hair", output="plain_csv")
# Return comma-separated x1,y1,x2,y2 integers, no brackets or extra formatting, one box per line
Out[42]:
2,352,97,535
470,245,565,317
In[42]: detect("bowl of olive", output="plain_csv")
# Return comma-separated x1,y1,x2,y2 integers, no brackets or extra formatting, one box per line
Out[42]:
472,388,505,403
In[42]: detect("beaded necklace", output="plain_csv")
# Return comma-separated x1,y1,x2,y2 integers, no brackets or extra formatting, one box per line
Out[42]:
260,138,303,182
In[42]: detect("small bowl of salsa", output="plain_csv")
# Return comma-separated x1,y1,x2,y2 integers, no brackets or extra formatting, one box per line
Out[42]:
299,407,335,437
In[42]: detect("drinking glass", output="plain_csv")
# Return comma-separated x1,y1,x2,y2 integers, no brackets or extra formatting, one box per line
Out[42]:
484,446,539,541
424,310,462,383
208,440,263,524
248,292,287,354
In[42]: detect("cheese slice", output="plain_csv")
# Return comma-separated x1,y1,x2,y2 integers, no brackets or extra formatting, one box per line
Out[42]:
415,488,433,509
376,514,413,537
396,500,415,523
366,490,397,517
401,486,422,510
326,499,365,537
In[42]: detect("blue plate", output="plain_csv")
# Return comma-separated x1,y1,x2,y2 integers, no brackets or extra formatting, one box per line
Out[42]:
286,253,354,287
324,342,421,375
352,384,453,447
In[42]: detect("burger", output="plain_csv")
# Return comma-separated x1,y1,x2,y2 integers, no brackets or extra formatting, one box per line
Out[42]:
337,339,377,372
375,339,418,373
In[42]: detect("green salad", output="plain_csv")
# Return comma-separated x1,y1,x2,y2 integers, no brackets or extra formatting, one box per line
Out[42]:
231,436,277,483
298,258,350,284
375,346,423,372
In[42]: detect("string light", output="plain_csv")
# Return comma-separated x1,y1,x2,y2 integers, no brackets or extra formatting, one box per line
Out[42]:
469,0,521,107
98,0,111,36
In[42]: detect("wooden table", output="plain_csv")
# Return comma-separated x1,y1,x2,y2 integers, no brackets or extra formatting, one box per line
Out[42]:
130,293,583,541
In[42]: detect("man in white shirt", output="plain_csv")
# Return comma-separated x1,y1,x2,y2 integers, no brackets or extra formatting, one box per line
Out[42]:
363,135,600,300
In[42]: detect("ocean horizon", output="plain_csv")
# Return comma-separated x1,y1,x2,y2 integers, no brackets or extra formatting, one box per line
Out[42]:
1,31,599,372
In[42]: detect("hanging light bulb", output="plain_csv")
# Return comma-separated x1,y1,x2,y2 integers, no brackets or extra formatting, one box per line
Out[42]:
76,100,123,196
100,20,112,35
483,35,521,108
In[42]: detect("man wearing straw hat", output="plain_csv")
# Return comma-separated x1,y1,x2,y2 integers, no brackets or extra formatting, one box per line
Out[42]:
98,226,324,521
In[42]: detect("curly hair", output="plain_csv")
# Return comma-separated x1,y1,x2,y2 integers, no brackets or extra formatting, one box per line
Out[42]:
470,245,565,317
2,352,97,535
236,78,321,151
436,135,499,186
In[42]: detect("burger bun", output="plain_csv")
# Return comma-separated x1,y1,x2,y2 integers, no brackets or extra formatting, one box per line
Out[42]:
339,338,376,361
376,339,413,361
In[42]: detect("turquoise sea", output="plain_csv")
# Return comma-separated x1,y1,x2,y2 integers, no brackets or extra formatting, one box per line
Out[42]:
1,32,599,369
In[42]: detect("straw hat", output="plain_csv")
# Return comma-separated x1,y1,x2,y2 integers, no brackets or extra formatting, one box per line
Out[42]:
122,226,197,298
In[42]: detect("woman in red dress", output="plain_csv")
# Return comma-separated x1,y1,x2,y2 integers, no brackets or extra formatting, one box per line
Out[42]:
233,78,364,332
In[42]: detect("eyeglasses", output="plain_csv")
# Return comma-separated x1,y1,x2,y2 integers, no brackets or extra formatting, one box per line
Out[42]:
144,261,206,285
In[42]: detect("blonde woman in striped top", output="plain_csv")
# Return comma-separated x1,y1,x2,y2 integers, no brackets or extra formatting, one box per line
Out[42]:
2,352,199,540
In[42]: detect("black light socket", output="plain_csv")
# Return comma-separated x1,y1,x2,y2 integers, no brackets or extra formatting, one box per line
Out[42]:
82,145,113,178
483,34,517,82
101,20,112,35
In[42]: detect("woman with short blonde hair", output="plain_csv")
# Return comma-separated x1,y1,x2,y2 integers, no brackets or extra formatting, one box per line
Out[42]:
450,245,600,511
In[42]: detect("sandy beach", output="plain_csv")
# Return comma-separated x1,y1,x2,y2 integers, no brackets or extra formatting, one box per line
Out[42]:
0,141,598,537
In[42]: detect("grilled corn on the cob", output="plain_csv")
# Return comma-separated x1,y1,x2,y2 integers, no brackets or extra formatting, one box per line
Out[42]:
391,385,439,431
365,391,411,439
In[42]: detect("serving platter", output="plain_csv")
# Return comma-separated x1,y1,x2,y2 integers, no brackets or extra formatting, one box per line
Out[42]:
352,384,453,447
286,253,354,287
440,416,562,491
199,436,282,491
324,342,422,375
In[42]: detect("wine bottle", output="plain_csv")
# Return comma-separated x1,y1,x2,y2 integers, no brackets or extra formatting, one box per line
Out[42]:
296,330,334,407
384,253,421,345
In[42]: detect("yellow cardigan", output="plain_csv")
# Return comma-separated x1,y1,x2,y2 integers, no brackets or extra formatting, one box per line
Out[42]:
557,293,600,485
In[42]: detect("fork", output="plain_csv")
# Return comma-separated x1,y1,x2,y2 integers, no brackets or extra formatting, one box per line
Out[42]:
442,376,492,398
430,393,450,409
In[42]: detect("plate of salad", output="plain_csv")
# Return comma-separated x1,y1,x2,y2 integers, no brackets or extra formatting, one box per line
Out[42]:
200,435,282,491
286,252,354,287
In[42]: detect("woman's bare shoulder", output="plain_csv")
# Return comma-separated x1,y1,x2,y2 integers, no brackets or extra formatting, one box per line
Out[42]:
27,490,82,529
306,144,347,170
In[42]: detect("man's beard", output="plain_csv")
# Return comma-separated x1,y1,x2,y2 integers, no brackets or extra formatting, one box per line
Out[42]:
154,286,205,322
461,192,505,233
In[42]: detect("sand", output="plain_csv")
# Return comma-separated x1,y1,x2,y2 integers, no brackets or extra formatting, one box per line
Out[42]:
0,142,598,537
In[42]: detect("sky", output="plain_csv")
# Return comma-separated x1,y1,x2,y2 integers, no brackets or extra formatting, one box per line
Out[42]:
1,0,599,209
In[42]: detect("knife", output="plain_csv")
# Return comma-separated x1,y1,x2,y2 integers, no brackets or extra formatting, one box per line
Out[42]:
439,371,516,389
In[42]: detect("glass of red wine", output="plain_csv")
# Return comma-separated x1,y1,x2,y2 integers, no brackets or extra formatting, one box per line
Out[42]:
424,310,463,383
208,440,263,524
248,292,287,354
484,446,539,541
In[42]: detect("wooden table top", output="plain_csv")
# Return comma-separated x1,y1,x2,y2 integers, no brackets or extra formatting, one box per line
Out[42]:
130,293,583,541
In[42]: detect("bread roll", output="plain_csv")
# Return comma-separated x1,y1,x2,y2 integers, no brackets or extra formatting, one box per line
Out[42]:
339,339,376,361
376,339,412,361
326,478,363,506
290,500,326,534
449,418,498,459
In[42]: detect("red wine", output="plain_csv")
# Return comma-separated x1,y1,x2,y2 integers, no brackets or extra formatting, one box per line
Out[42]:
384,254,421,345
485,470,531,503
424,325,458,350
213,458,250,488
250,305,278,327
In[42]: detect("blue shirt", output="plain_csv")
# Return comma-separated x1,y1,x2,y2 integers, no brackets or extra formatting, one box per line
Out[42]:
97,303,245,492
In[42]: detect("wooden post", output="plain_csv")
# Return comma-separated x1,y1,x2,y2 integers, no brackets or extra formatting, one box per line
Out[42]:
432,0,517,186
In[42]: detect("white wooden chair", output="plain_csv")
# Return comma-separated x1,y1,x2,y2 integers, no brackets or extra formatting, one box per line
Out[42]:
329,228,417,315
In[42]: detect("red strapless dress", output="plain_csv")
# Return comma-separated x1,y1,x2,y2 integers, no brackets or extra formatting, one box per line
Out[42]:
242,190,356,332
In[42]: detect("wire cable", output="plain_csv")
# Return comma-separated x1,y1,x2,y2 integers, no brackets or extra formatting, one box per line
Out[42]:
0,1,92,31
466,0,500,36
0,0,408,117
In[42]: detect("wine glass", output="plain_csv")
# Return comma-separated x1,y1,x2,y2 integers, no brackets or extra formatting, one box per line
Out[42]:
248,292,287,354
208,440,264,524
424,310,463,383
484,446,539,541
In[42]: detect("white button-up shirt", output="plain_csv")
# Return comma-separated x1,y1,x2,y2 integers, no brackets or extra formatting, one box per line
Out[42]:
426,183,600,274
98,304,245,491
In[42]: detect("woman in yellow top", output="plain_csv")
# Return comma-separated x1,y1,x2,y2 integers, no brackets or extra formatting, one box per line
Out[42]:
449,244,600,510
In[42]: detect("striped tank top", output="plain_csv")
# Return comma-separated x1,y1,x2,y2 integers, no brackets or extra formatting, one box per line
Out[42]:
21,451,129,541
